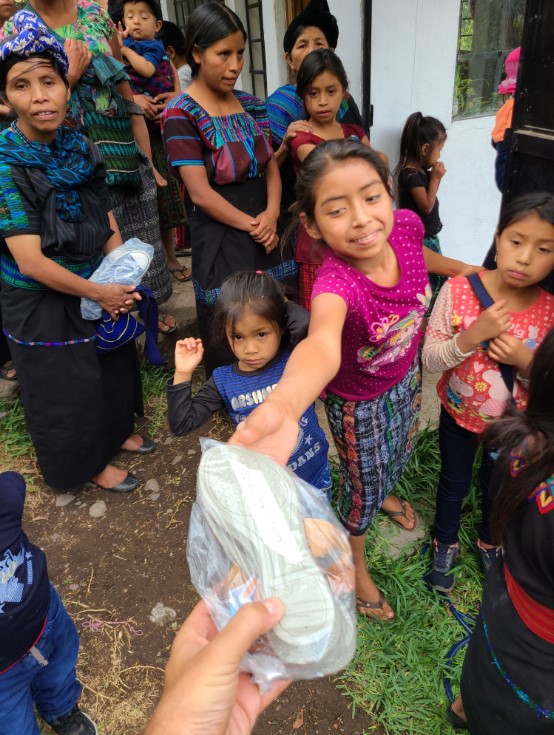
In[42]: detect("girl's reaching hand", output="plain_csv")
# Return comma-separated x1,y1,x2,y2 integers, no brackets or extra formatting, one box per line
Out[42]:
487,333,533,371
174,338,204,383
229,394,299,467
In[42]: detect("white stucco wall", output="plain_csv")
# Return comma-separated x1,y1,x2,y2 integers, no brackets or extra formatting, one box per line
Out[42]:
369,0,502,265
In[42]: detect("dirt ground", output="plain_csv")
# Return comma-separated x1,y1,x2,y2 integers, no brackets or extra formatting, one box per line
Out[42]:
4,409,380,735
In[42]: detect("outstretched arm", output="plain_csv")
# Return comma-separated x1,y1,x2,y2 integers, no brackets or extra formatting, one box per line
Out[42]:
230,292,346,464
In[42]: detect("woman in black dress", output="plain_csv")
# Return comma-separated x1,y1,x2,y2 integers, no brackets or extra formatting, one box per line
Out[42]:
0,18,153,492
162,3,295,376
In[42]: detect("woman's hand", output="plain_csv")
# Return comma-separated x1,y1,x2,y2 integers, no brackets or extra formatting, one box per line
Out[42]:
64,38,92,89
263,234,280,255
144,599,289,735
154,91,179,108
250,210,277,246
133,94,161,121
174,338,204,383
282,120,312,149
96,283,141,319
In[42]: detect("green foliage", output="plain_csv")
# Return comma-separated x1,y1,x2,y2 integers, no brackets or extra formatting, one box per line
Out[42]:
0,398,33,457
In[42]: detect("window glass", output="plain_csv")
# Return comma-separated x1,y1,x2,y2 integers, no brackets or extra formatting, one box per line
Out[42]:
453,0,526,120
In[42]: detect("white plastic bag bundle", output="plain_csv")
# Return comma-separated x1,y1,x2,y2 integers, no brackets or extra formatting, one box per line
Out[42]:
187,439,356,689
80,238,154,320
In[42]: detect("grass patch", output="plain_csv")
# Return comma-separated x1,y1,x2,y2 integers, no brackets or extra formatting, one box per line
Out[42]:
335,427,484,735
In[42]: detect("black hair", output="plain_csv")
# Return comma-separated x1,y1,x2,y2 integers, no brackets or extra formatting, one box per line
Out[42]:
157,20,186,56
282,0,338,54
484,326,554,542
291,138,393,225
496,191,554,236
185,2,246,78
211,271,287,346
0,52,68,97
396,112,446,171
108,0,124,25
123,0,162,21
296,48,348,110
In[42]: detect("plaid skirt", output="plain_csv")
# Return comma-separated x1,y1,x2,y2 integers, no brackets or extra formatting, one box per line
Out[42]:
110,152,172,305
298,262,320,311
325,359,422,535
151,130,188,231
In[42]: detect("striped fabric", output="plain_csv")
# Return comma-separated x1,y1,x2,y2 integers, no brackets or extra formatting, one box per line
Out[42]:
162,90,273,184
192,259,298,306
1,254,95,290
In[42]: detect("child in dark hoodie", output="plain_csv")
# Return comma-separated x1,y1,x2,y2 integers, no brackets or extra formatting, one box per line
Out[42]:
0,472,96,735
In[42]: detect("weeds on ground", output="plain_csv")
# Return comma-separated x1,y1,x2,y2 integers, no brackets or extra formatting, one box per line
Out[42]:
336,427,483,735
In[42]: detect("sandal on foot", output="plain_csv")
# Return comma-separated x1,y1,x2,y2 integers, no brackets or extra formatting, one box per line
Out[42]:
446,703,468,730
0,365,17,381
356,592,393,622
383,498,418,531
169,266,192,283
158,312,177,335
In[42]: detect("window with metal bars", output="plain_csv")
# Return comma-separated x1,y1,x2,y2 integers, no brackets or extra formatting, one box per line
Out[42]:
453,0,526,119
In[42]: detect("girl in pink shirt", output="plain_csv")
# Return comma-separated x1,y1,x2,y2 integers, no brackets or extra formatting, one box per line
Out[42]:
230,139,435,621
423,192,554,592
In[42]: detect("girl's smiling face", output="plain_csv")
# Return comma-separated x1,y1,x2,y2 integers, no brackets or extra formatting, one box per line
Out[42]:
4,59,69,143
302,159,395,270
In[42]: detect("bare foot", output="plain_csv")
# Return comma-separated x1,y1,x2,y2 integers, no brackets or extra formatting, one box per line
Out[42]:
92,464,127,489
121,434,144,451
381,494,417,530
451,695,467,723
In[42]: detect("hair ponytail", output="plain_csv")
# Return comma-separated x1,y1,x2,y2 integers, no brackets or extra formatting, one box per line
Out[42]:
396,111,446,172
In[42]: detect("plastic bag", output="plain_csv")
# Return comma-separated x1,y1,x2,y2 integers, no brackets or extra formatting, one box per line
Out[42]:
80,238,154,320
187,439,356,689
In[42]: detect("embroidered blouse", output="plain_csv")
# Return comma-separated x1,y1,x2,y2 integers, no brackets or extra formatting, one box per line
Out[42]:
162,91,273,185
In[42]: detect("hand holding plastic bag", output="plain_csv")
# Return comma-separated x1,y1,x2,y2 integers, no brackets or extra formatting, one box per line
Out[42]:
187,439,356,690
81,238,154,320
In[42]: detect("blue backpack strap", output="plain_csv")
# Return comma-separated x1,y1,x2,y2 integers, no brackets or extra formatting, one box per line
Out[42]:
466,273,514,397
136,286,166,366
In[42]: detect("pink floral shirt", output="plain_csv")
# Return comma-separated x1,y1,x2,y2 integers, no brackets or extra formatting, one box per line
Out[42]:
311,209,430,401
423,274,554,433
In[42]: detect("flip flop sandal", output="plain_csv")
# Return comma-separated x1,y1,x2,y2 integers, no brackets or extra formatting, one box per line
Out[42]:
356,592,393,622
158,312,177,335
383,498,418,532
169,266,192,283
0,365,17,381
197,444,356,672
446,703,468,730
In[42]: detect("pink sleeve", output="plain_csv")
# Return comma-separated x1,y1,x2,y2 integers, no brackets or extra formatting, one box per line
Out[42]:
422,281,475,373
311,268,352,311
